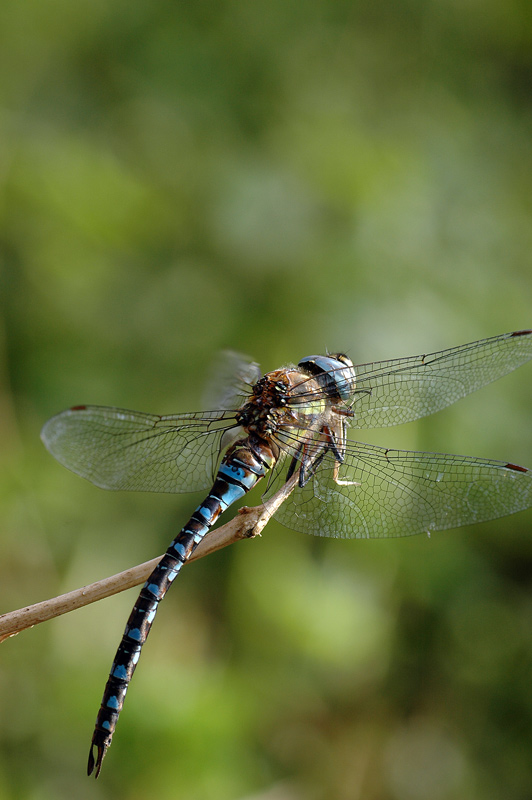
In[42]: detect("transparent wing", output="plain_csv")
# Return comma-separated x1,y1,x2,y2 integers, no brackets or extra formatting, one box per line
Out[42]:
266,442,532,538
41,406,240,493
351,329,532,427
202,350,261,411
289,329,532,428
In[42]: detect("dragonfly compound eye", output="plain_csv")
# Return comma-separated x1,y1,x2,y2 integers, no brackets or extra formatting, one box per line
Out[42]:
297,354,356,401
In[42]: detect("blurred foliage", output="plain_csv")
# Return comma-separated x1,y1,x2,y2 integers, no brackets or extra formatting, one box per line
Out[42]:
1,1,532,798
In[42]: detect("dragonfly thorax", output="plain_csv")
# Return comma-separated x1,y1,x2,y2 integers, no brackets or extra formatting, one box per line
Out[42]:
236,371,291,437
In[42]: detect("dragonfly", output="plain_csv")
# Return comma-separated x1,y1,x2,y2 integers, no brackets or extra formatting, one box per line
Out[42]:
41,329,532,777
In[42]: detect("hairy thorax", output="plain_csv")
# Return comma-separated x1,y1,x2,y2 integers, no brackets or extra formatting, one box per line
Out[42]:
236,367,325,440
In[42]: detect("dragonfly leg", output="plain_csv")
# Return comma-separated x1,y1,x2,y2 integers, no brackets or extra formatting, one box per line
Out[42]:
298,423,350,487
300,447,328,486
331,405,355,418
324,424,361,487
286,441,304,482
285,439,329,484
332,458,361,487
322,424,345,462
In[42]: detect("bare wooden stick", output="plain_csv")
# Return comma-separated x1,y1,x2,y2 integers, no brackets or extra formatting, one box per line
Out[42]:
0,475,298,643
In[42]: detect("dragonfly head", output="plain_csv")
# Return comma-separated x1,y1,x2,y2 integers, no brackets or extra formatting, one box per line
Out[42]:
297,353,356,402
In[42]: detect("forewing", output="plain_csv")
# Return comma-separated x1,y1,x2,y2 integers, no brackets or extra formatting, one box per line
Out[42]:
266,442,532,538
202,350,261,411
41,405,239,493
349,329,532,428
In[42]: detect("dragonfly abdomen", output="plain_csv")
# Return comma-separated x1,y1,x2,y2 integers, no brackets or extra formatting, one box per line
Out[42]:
88,437,275,777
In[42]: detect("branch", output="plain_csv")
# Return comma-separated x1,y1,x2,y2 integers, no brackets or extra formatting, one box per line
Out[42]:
0,475,298,644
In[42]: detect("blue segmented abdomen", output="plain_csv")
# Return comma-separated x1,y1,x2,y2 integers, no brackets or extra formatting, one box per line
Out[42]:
88,439,274,778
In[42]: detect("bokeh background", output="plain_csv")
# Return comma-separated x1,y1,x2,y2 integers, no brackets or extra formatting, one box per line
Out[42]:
1,2,532,799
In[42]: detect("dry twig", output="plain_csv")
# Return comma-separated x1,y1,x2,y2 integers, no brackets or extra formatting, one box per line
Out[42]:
0,475,298,643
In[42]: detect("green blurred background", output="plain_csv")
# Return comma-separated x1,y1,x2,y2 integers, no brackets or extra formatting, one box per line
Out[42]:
1,2,532,798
